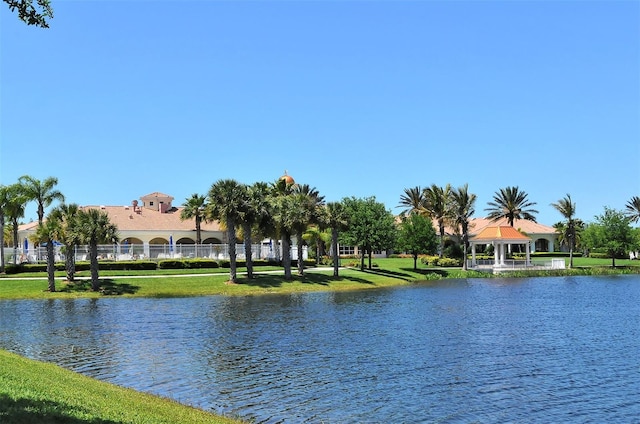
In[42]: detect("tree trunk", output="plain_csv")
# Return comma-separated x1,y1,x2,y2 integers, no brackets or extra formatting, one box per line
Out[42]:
227,222,237,283
368,250,372,270
413,253,418,271
46,242,56,292
242,223,253,279
0,216,5,273
296,233,304,276
282,232,292,279
65,244,76,282
331,228,339,277
89,242,100,291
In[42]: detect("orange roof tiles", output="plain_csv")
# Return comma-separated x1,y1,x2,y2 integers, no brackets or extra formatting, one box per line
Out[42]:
81,205,222,232
471,225,531,242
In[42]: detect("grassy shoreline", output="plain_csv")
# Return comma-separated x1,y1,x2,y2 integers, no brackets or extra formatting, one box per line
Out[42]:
0,349,244,424
0,257,639,300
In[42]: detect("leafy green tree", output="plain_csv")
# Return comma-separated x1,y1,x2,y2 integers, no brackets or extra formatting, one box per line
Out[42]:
33,217,61,292
180,193,207,244
341,196,397,270
551,194,578,268
582,207,637,267
422,184,452,258
398,186,425,217
450,184,477,270
485,186,538,227
3,0,53,27
49,203,80,282
207,179,245,283
74,208,118,291
553,219,585,257
396,213,438,270
325,201,348,277
625,196,640,223
18,175,64,224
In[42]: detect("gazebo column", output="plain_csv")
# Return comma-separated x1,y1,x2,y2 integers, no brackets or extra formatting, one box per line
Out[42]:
493,241,499,267
526,241,531,266
500,243,506,266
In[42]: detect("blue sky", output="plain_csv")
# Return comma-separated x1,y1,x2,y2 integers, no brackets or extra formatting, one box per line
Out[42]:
1,0,638,226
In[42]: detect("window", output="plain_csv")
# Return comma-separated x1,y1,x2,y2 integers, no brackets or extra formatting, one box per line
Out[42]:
339,245,355,255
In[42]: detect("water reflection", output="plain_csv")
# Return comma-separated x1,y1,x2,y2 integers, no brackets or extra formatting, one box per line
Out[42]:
0,276,639,423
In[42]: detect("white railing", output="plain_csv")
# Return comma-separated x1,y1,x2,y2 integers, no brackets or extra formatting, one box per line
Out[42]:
467,258,566,271
2,243,308,266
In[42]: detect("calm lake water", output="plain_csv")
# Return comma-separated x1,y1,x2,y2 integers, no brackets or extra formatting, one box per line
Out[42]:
1,275,639,423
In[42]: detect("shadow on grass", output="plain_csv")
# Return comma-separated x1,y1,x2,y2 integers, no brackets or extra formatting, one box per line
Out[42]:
0,394,120,424
355,267,417,281
59,279,140,296
399,267,449,277
237,271,375,288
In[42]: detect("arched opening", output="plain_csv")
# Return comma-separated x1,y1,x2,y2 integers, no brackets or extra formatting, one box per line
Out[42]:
176,237,195,244
535,238,549,252
202,237,223,244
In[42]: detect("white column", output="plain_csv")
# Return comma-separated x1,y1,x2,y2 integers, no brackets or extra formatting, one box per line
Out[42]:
471,244,477,267
526,241,531,266
493,241,499,267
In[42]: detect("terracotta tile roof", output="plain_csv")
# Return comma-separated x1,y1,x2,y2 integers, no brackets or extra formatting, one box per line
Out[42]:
141,192,174,199
471,225,531,242
81,205,222,232
436,217,557,236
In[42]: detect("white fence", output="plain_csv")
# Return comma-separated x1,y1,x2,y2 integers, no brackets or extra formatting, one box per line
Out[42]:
468,258,566,271
2,243,308,266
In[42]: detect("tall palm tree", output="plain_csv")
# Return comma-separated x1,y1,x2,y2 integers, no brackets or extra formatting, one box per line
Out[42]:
33,217,61,292
74,208,118,291
180,193,207,244
398,186,425,217
422,184,452,258
49,203,80,281
625,196,640,223
485,186,538,227
4,183,28,263
238,182,270,279
0,185,9,272
292,184,325,275
18,175,65,224
207,179,246,283
326,201,348,277
551,194,578,268
450,184,477,270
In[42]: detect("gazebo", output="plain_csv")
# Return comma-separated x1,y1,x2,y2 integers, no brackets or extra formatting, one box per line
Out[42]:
469,225,532,270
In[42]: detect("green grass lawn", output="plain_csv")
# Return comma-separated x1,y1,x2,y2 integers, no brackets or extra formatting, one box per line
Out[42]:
0,257,638,300
0,350,243,424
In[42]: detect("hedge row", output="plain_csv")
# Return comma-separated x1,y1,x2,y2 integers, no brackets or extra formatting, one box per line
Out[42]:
3,258,319,274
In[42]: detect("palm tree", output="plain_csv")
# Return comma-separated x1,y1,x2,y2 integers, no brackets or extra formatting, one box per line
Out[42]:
18,175,65,224
207,179,246,283
180,193,207,244
326,201,348,277
33,217,61,292
422,184,452,258
625,196,640,223
398,186,425,217
4,183,28,263
551,194,578,268
485,186,538,227
74,208,119,291
450,184,477,270
49,203,80,281
292,184,325,276
0,185,9,273
238,182,270,279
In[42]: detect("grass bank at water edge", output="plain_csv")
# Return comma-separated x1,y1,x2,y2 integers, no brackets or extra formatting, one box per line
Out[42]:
0,349,244,424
